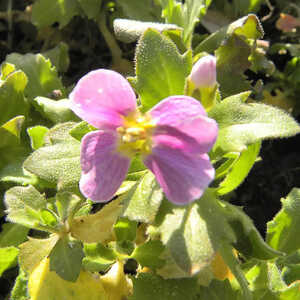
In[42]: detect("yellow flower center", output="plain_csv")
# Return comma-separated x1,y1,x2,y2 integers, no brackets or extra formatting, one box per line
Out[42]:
116,111,155,157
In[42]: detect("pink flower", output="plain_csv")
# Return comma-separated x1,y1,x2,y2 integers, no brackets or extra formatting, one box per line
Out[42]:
189,55,217,88
70,69,218,205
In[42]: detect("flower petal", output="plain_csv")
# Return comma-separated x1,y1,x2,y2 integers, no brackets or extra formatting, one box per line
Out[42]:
70,69,136,129
80,130,130,202
150,96,218,154
144,146,215,205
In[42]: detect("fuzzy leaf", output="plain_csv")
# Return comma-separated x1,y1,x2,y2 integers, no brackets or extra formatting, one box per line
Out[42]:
130,273,198,300
24,123,81,190
209,93,300,153
122,171,163,223
19,234,59,274
70,198,122,243
131,240,165,269
134,29,192,111
267,188,300,254
33,97,79,124
83,243,117,273
114,19,181,43
4,185,47,229
154,191,236,278
10,270,28,300
49,237,84,282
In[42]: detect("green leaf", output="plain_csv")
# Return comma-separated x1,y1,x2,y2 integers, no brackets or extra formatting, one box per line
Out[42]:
32,0,80,28
114,217,137,242
0,68,28,126
83,243,116,272
69,121,94,141
19,234,59,273
0,116,24,149
0,247,19,276
24,123,81,190
49,237,84,282
267,189,300,254
113,19,182,43
224,202,282,260
198,279,239,300
217,142,261,195
181,0,211,45
0,224,29,248
6,53,65,101
209,93,300,153
10,270,28,300
70,198,122,243
55,192,83,222
4,185,48,229
33,97,79,124
215,34,252,97
134,29,192,111
122,171,163,223
154,191,236,278
1,62,16,79
195,14,264,54
115,0,161,22
27,126,49,150
77,0,102,19
43,42,70,73
129,273,198,300
131,240,165,269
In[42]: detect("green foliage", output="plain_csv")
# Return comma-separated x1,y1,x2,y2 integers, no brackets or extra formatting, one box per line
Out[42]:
32,0,81,28
113,19,182,43
267,189,300,254
6,53,65,101
27,126,49,150
209,93,300,153
0,247,19,276
49,237,84,282
4,185,48,230
19,235,60,274
83,243,117,272
0,64,28,126
217,142,261,195
153,191,236,278
10,270,28,300
130,272,198,300
131,240,165,269
115,0,161,22
0,224,29,248
33,97,79,124
134,29,192,111
161,0,212,45
77,0,103,20
121,171,163,223
23,123,81,190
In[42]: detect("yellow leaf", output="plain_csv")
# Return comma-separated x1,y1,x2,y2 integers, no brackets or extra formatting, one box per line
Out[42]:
28,258,108,300
211,252,234,281
100,261,132,300
70,198,122,243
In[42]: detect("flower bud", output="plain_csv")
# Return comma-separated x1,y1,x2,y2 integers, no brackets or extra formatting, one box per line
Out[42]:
190,55,217,88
